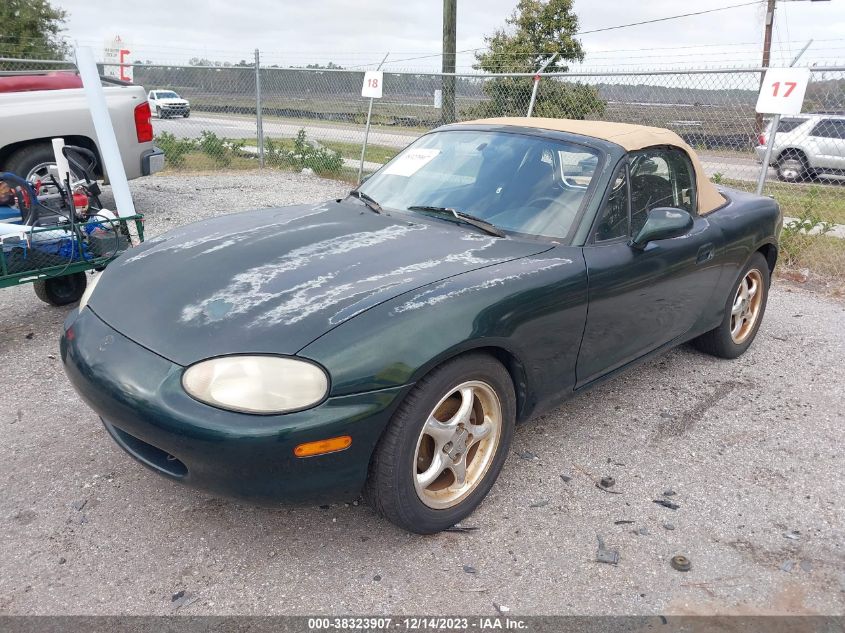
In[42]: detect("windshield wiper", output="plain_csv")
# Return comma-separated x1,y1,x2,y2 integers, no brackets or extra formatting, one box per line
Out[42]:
347,190,383,214
407,206,505,237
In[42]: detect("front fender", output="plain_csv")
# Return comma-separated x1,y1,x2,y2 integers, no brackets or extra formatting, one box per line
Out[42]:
298,247,589,417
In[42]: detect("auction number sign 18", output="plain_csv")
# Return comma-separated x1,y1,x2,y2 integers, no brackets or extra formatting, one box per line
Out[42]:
362,71,384,99
755,67,811,115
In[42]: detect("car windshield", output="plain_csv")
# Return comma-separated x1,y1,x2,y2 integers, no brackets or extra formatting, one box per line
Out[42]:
157,91,179,99
358,130,602,240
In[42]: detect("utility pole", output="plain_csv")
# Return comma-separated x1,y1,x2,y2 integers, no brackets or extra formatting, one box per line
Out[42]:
442,0,457,124
756,0,777,135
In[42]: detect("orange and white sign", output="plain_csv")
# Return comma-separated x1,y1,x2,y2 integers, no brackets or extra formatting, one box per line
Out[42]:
104,36,133,83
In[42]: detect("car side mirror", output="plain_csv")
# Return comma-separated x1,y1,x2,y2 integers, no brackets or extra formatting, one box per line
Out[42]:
631,207,693,248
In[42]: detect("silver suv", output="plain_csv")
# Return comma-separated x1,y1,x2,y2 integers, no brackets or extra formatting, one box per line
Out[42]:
755,114,845,182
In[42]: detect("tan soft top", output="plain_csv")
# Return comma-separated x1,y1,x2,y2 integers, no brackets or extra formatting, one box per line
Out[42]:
463,117,726,214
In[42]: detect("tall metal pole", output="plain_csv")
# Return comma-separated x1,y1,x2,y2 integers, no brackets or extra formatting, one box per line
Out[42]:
526,53,558,117
358,53,389,185
755,0,777,136
255,48,264,168
755,40,813,196
441,0,457,124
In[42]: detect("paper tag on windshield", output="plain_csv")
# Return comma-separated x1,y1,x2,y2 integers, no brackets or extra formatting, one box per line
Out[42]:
383,148,440,177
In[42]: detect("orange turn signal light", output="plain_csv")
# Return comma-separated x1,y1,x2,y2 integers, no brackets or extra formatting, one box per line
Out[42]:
294,435,352,458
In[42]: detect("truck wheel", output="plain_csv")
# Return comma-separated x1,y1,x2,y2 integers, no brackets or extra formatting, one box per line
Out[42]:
4,143,83,195
776,151,807,182
183,111,190,118
691,253,769,359
33,272,88,306
365,353,516,534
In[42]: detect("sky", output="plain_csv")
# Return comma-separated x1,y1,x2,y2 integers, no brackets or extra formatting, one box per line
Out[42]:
54,0,845,71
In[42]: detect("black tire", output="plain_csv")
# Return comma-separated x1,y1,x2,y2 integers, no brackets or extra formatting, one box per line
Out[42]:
3,143,85,197
776,150,807,183
365,353,516,534
692,252,770,359
33,272,88,306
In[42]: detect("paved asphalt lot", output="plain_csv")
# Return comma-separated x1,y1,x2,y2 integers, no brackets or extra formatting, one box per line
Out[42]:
1,171,843,615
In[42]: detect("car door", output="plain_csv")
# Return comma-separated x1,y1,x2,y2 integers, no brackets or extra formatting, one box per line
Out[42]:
808,119,845,170
575,147,724,387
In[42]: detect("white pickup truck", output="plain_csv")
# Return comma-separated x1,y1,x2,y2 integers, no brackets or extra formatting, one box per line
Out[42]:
0,73,164,186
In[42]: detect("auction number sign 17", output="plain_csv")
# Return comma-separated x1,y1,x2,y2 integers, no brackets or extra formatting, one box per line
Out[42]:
755,67,811,115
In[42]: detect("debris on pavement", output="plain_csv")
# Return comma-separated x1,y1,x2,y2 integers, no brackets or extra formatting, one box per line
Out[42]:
171,591,198,611
596,483,623,495
663,489,676,497
600,476,616,489
670,555,692,572
596,535,620,565
635,527,650,536
614,520,635,525
654,498,680,510
783,530,801,540
494,603,511,614
780,560,795,572
560,474,572,483
463,565,477,574
529,499,549,508
799,560,813,572
663,523,676,531
444,525,478,534
518,451,538,461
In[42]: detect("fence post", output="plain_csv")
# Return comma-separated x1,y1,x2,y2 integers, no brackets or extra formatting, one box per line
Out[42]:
526,54,557,118
255,48,264,168
358,53,389,185
754,40,812,196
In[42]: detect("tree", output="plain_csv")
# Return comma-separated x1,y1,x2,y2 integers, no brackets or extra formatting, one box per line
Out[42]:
471,0,604,120
0,0,69,59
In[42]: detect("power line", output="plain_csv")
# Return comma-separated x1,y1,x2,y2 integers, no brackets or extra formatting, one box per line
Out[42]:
371,1,768,68
577,1,766,35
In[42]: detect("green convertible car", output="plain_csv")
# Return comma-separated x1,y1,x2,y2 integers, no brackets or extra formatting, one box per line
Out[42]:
61,118,781,533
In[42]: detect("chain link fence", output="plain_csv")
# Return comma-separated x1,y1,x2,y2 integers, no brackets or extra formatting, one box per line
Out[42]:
1,55,843,288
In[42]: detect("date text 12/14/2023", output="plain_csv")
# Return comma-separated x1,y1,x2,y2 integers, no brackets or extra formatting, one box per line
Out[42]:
306,617,528,630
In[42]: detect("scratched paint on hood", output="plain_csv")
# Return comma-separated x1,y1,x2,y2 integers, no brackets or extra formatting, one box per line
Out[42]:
89,201,553,365
392,257,573,314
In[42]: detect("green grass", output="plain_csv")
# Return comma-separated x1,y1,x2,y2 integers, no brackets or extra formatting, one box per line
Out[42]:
722,177,845,225
232,136,398,165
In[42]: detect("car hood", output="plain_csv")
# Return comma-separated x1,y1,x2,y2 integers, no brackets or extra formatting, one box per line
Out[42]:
89,200,551,366
155,98,188,105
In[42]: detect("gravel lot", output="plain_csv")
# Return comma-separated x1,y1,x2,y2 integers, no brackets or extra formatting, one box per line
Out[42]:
1,171,843,616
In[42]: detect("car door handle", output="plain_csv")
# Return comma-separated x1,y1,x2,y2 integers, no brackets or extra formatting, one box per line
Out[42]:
696,243,715,264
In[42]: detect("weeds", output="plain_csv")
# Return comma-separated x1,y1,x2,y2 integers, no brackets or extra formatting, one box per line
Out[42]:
264,130,343,174
154,132,197,168
780,209,835,268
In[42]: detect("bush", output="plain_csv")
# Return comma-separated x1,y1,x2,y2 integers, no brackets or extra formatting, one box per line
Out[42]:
264,130,344,175
779,202,835,269
198,130,231,167
154,131,196,168
463,78,605,120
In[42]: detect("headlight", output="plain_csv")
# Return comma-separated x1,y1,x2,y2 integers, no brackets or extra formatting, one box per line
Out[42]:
182,356,329,414
78,272,102,311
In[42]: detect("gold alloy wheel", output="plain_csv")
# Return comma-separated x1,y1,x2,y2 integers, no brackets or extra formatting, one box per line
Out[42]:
730,268,764,344
413,380,502,509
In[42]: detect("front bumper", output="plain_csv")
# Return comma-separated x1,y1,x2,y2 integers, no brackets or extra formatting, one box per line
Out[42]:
159,105,190,116
60,307,407,504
